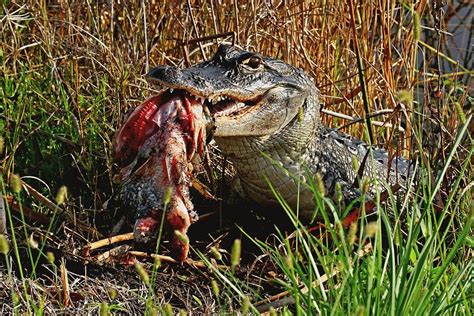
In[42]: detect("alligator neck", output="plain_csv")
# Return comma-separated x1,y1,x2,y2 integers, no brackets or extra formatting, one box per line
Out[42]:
214,94,320,211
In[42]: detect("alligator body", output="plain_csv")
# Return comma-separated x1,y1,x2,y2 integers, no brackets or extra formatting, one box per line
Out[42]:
145,44,411,221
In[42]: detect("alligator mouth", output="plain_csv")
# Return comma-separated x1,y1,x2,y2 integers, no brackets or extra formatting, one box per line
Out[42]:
205,93,263,117
161,88,264,118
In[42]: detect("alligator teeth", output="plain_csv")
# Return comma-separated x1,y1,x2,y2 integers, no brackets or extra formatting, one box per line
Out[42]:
209,96,218,105
205,95,234,105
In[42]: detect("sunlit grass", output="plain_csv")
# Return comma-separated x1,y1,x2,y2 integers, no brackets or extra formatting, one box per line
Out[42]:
202,118,472,314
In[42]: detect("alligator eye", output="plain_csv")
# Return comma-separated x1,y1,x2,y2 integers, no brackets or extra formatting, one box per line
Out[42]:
242,56,262,69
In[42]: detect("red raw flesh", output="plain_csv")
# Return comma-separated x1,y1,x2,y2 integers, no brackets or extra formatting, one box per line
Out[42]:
114,92,206,261
113,95,164,167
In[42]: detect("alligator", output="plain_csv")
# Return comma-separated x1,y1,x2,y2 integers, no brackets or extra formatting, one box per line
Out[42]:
114,44,412,259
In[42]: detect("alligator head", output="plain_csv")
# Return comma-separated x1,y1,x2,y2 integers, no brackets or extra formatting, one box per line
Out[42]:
146,44,321,214
147,44,320,138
